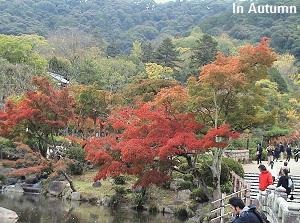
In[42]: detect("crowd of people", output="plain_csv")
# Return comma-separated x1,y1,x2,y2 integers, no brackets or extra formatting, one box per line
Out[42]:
229,142,299,222
257,142,300,165
256,142,297,196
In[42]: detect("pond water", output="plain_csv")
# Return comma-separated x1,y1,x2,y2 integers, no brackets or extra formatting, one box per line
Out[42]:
0,193,184,223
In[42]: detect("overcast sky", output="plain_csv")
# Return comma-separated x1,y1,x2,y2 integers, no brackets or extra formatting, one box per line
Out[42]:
155,0,175,3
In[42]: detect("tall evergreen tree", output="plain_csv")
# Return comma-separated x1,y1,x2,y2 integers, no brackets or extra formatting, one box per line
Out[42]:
141,42,155,63
191,34,218,71
155,38,179,68
106,43,121,58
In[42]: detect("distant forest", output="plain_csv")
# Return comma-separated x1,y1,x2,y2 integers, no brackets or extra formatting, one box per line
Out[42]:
0,0,299,58
201,0,300,58
0,0,229,52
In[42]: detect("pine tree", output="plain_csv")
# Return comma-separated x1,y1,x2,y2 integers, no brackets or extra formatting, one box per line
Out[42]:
141,42,155,63
155,38,179,68
191,34,218,71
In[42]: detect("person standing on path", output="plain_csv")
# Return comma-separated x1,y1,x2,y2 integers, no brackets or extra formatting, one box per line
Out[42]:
256,143,263,164
273,145,280,162
279,142,285,160
277,168,293,196
266,144,274,166
258,164,273,191
279,161,290,177
294,145,300,162
286,144,292,162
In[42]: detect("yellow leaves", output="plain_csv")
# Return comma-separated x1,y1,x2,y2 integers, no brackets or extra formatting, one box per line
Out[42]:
255,79,278,92
286,109,299,122
145,63,173,80
273,54,298,76
177,47,190,54
289,73,300,86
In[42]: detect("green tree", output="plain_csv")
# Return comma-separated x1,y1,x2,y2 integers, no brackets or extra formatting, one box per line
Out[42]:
190,34,218,71
129,41,142,64
155,38,179,68
48,56,71,79
141,42,155,63
0,59,35,103
0,34,47,73
106,43,121,58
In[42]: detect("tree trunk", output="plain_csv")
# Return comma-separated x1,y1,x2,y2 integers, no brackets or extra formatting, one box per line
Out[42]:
211,148,223,202
211,89,223,202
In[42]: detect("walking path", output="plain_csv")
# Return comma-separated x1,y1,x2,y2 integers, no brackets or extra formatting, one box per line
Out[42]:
243,159,300,176
243,158,300,203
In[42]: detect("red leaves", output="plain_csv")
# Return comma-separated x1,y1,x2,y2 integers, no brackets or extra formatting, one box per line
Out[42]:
85,102,207,187
0,77,74,138
94,161,126,181
85,103,239,188
201,124,239,149
200,37,277,90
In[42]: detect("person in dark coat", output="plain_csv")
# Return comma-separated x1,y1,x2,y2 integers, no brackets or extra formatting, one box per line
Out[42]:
294,146,300,162
256,143,263,164
279,142,285,160
228,197,263,223
286,144,292,162
273,145,280,162
277,168,292,196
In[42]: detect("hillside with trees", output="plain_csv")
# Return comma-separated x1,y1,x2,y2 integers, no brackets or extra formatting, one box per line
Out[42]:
201,0,300,59
0,0,230,52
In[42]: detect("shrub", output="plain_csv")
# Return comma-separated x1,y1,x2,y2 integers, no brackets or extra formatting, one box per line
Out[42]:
221,181,232,193
113,185,127,195
223,158,244,177
113,175,126,185
65,146,85,162
183,173,194,182
175,208,189,221
249,147,267,161
0,174,6,181
178,179,194,190
68,161,83,175
199,161,230,187
133,190,148,209
148,204,159,214
227,138,245,150
0,137,14,148
190,188,209,203
109,193,123,207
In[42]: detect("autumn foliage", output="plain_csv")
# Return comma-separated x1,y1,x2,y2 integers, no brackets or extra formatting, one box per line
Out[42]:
83,102,238,188
0,77,74,156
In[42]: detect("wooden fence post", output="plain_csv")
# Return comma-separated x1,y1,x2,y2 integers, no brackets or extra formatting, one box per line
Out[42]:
220,193,225,223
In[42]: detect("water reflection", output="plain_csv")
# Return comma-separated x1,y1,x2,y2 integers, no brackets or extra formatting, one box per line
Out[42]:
0,193,184,223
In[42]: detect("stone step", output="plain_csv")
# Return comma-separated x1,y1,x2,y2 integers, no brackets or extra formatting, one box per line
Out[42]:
244,172,300,204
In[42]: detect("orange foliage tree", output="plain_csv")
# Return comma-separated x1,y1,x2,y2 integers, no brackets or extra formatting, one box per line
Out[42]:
187,37,277,200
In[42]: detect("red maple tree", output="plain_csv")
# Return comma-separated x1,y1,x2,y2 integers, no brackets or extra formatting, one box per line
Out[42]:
0,77,74,157
83,101,238,188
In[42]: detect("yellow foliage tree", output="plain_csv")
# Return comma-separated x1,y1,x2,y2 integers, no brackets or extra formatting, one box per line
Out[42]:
145,63,173,80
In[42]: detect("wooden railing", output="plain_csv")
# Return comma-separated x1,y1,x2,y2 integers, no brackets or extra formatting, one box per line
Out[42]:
210,171,251,223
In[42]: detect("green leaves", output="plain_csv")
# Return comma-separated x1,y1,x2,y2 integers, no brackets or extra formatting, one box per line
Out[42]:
0,34,47,73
